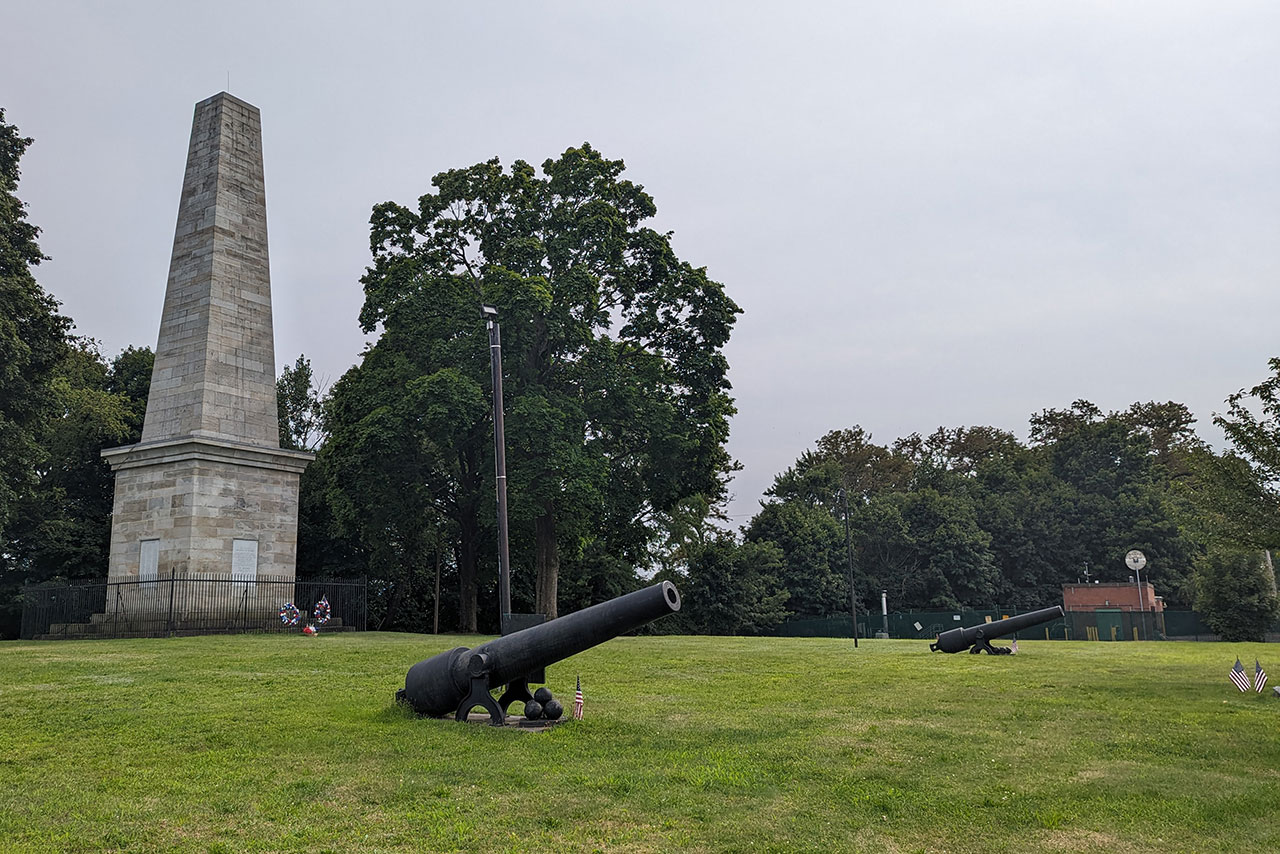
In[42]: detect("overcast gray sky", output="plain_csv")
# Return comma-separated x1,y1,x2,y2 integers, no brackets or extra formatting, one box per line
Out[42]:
5,1,1278,523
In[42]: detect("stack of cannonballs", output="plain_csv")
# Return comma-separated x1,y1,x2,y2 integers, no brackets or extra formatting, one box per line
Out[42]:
523,687,564,721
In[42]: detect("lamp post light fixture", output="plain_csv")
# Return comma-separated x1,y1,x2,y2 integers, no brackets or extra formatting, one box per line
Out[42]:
1125,549,1147,641
483,304,512,622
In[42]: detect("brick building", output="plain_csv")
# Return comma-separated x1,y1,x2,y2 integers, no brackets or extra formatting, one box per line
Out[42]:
1061,582,1162,613
1062,581,1163,641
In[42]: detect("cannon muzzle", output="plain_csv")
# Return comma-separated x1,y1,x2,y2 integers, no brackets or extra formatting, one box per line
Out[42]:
401,581,681,722
929,606,1064,654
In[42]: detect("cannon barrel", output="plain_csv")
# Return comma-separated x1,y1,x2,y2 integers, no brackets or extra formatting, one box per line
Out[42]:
929,606,1064,653
403,581,681,716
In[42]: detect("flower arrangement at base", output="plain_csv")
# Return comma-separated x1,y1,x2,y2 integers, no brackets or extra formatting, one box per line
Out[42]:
278,603,301,626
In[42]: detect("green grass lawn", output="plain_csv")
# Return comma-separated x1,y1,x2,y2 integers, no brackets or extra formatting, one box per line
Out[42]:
1,632,1277,853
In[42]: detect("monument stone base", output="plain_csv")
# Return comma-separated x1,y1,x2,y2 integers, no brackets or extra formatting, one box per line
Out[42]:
102,437,312,616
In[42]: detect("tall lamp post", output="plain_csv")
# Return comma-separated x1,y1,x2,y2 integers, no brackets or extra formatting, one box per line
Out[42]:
839,488,858,648
482,304,512,623
1125,549,1147,641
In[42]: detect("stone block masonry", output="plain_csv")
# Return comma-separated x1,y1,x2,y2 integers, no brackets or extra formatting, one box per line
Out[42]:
103,438,308,580
142,93,280,447
103,93,313,596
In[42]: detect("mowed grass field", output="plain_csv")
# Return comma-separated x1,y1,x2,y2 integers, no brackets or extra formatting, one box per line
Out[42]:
1,632,1277,854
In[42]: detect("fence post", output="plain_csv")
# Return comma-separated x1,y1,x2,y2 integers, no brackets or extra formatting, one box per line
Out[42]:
167,575,177,634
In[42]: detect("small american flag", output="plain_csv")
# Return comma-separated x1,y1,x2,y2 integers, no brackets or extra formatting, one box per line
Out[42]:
1255,660,1268,694
1230,659,1251,692
572,674,584,720
1010,639,1018,654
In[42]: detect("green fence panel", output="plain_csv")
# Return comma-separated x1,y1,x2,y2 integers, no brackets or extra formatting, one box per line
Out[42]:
773,608,1276,640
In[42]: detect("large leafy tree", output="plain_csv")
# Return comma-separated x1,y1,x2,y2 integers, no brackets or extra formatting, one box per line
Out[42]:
324,350,489,630
1195,548,1280,642
276,354,324,452
336,144,740,621
1021,401,1200,605
7,342,151,584
747,499,847,617
680,535,790,635
0,109,72,635
1179,359,1280,635
1187,358,1280,552
0,109,70,550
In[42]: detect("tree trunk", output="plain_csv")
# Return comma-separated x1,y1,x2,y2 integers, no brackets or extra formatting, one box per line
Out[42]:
457,512,479,632
433,544,441,634
381,577,402,631
535,504,559,618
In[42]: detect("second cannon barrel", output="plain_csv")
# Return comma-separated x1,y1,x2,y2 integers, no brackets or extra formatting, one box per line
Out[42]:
930,606,1064,653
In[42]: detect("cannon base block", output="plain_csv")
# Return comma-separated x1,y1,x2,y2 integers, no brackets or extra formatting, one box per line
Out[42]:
461,712,567,731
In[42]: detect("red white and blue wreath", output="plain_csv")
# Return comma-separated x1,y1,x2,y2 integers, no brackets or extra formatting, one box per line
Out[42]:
313,595,331,625
278,602,302,626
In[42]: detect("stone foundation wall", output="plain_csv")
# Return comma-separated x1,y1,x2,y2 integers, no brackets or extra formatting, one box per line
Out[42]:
106,458,301,582
104,438,312,616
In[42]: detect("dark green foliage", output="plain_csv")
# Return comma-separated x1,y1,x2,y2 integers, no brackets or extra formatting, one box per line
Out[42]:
276,354,323,451
1177,359,1280,636
323,346,491,631
0,340,152,637
6,342,152,577
751,400,1205,616
680,535,790,635
1195,549,1280,642
746,500,845,617
0,108,70,544
324,144,740,627
0,109,158,638
0,110,71,636
1187,358,1280,553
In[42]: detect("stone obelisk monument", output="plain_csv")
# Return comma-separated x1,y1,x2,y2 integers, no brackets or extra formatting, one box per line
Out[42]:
103,93,312,594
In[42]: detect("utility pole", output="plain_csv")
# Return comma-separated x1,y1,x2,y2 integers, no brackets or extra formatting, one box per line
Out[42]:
482,305,512,623
841,488,858,648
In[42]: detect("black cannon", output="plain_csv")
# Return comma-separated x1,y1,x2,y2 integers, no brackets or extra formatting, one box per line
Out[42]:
399,581,681,724
929,606,1064,654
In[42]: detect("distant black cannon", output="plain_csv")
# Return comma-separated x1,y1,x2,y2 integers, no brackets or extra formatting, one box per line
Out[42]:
398,581,681,724
929,606,1064,654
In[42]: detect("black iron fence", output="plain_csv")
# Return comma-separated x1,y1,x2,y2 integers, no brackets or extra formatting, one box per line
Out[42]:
20,575,367,640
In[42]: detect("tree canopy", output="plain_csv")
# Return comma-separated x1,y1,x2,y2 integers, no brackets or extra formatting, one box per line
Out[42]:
0,109,70,546
321,144,740,629
745,400,1207,621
